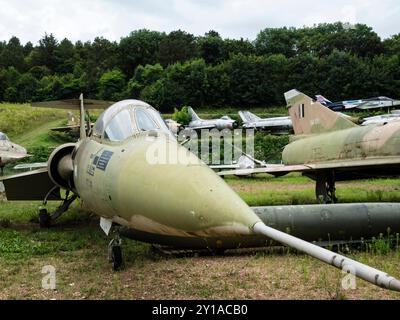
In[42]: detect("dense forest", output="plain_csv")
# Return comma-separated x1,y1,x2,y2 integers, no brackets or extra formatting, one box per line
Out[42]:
0,22,399,112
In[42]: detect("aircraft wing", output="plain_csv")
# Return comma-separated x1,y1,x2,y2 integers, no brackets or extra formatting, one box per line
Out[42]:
0,151,29,160
0,168,61,201
50,125,80,132
186,124,216,130
13,162,47,170
32,99,114,110
218,157,400,177
210,164,240,170
51,123,93,133
218,164,311,177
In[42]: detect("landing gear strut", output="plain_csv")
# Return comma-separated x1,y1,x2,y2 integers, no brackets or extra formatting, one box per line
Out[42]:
108,229,123,271
39,190,78,228
315,171,337,204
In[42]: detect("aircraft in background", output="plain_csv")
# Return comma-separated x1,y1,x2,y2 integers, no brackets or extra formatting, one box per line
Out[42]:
164,119,181,135
186,107,236,130
361,111,400,126
33,98,115,139
3,94,399,291
219,89,400,204
0,132,28,175
316,95,400,111
51,110,181,138
238,111,293,135
209,155,257,172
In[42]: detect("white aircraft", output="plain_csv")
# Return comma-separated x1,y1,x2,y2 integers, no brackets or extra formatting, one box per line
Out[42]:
238,111,293,135
186,107,236,130
0,132,28,175
361,111,400,126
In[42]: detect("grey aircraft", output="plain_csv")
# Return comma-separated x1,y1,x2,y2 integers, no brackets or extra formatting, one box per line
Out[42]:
239,111,293,134
317,95,400,111
361,111,400,126
186,107,236,130
0,132,28,175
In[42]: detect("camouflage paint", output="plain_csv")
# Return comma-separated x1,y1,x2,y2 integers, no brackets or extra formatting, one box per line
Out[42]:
283,90,400,166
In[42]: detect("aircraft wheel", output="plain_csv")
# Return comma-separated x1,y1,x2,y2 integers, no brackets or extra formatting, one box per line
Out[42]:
315,178,328,204
108,239,123,271
111,245,123,271
39,209,51,228
315,172,337,204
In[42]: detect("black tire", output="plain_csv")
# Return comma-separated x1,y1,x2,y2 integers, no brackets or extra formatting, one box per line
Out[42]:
39,209,51,228
111,245,123,271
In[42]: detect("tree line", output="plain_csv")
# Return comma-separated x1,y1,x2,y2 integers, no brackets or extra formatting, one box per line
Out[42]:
0,22,399,112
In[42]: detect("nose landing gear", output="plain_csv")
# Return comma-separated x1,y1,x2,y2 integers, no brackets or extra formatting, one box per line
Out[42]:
108,231,123,271
315,171,337,204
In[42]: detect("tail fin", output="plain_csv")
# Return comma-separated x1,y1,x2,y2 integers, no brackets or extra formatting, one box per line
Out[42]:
285,89,357,135
238,111,260,123
188,107,201,121
315,95,332,105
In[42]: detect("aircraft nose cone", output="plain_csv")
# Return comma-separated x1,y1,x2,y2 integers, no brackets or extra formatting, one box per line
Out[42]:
114,136,260,237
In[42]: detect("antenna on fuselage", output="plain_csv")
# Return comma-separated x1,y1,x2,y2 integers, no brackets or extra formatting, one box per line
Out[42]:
79,93,86,140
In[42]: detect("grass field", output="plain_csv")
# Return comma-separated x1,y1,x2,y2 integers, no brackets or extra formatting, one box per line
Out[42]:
1,103,400,300
1,176,400,300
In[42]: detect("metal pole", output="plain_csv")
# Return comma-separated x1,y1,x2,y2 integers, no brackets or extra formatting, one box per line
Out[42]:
253,222,400,292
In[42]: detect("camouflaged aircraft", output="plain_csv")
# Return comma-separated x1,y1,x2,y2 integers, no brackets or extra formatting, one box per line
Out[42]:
2,94,400,292
0,132,28,175
219,89,400,204
186,107,236,130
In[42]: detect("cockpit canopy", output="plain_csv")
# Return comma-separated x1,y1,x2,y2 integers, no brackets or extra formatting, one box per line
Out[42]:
0,132,9,141
93,100,171,142
220,116,232,121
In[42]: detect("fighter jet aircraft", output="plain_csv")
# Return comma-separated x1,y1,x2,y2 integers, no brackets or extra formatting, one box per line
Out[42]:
185,107,236,130
2,95,400,292
219,89,400,204
316,95,400,111
164,119,181,135
361,112,400,126
33,98,115,139
238,111,293,135
0,132,28,175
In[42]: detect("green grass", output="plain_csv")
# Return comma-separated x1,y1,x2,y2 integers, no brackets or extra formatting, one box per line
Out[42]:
225,173,400,206
0,103,67,139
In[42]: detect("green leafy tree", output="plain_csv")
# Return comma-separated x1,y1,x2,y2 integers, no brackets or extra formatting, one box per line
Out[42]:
98,69,126,100
15,73,39,102
223,38,255,59
27,33,58,73
172,106,191,125
383,34,400,56
158,30,198,67
198,31,224,64
255,27,297,57
119,29,165,77
0,67,21,101
0,36,26,72
55,38,76,74
126,63,163,98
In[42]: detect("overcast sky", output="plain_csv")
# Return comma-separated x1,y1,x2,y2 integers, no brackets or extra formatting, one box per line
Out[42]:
0,0,399,44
